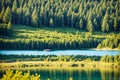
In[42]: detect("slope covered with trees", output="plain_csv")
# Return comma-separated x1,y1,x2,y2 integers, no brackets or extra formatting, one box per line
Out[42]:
0,0,120,50
0,0,120,32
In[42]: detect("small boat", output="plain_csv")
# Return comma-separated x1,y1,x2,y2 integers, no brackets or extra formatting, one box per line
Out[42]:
44,49,50,52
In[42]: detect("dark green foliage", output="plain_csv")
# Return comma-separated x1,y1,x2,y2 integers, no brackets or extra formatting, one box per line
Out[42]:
49,18,54,27
31,9,38,27
0,23,12,36
0,0,120,50
0,0,119,32
101,54,120,63
0,37,99,50
2,6,12,23
97,34,120,49
0,54,101,62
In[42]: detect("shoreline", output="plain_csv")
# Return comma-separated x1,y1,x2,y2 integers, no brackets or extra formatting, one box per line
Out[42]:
89,48,120,51
0,61,120,69
0,47,120,51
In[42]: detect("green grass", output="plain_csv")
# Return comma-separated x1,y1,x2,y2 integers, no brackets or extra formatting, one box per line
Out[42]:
9,25,117,40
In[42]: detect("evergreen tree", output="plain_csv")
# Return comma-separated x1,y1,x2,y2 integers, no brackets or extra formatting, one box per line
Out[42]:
101,11,109,32
49,18,54,27
31,9,38,27
0,7,5,23
87,19,93,33
79,18,83,29
3,6,12,23
7,21,12,30
12,0,17,24
25,9,31,25
114,17,118,31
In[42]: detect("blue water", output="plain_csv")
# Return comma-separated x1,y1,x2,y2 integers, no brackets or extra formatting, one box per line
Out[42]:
0,50,120,56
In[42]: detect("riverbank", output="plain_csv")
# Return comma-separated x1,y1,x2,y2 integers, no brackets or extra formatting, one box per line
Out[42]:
0,61,120,69
95,48,120,51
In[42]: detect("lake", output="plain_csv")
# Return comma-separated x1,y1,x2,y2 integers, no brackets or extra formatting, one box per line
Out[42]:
0,50,120,56
0,67,120,80
0,50,120,80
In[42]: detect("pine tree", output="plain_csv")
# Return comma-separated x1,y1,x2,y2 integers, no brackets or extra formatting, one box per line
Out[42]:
106,24,109,32
97,44,102,49
25,9,31,25
118,44,120,49
3,6,12,23
87,19,93,33
49,18,54,27
114,17,117,31
7,21,12,29
79,18,83,29
12,0,17,24
31,8,38,27
101,11,109,32
0,7,5,23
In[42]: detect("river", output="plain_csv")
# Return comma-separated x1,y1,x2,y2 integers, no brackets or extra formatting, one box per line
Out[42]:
0,50,120,56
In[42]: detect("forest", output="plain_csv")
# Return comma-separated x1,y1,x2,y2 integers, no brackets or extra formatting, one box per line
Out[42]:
0,0,120,32
0,54,120,63
0,0,120,50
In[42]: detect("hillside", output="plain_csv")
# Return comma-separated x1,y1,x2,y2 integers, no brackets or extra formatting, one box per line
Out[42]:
0,25,120,50
0,0,120,50
0,0,120,32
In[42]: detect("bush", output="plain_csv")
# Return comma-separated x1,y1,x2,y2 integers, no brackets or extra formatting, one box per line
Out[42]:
0,70,40,80
0,24,12,36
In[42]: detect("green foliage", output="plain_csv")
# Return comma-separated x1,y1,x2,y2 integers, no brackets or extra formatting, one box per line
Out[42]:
0,23,12,36
114,17,118,30
0,54,101,62
69,77,73,80
7,21,12,29
49,18,54,27
0,25,102,50
87,19,93,33
0,70,40,80
31,9,38,27
101,54,120,63
102,12,109,32
0,0,119,32
3,6,11,23
97,44,102,49
97,34,120,49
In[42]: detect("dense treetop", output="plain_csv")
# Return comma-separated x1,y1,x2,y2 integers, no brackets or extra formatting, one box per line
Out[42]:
0,0,120,50
0,0,120,32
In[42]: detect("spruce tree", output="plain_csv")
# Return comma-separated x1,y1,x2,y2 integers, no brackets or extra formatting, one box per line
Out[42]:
114,17,117,31
7,21,12,30
101,11,109,32
49,18,54,27
31,9,38,27
3,6,12,23
79,18,83,29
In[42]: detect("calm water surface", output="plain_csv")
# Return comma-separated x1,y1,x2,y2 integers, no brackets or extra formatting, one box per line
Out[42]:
0,50,120,80
0,50,120,56
0,68,120,80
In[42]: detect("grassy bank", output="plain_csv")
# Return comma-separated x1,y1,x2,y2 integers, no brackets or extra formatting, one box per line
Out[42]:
0,61,120,69
0,54,120,69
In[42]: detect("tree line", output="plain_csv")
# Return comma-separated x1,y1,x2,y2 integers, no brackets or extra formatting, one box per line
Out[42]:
0,54,101,62
0,0,120,33
101,54,120,63
97,33,120,49
0,54,120,63
0,37,100,50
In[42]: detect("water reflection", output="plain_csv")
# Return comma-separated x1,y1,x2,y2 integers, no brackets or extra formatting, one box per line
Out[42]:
0,68,120,80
